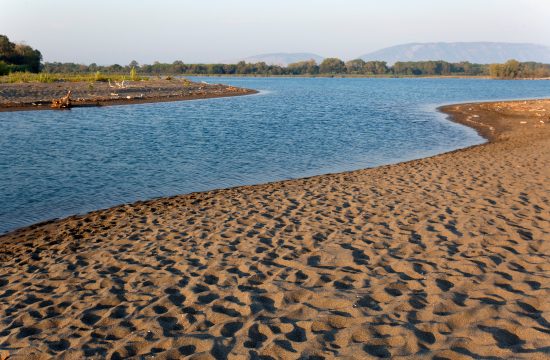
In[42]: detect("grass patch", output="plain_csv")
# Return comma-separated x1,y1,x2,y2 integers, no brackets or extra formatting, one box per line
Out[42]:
0,72,147,84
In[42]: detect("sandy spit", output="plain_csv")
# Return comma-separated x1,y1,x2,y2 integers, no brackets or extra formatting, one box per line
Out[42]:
0,99,549,359
0,79,257,112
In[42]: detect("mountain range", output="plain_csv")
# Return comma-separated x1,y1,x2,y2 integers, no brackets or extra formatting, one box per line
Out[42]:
359,42,550,65
241,42,550,66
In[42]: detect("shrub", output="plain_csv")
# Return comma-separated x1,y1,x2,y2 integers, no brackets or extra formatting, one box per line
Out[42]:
0,61,8,76
38,73,54,83
94,71,109,82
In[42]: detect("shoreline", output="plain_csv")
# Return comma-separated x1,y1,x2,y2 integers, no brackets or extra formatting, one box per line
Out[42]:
0,78,257,113
0,100,488,237
185,74,550,80
0,98,544,237
0,99,549,358
0,97,538,237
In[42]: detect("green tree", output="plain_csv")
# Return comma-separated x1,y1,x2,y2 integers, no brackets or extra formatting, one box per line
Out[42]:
319,58,346,74
207,63,225,74
489,63,502,78
109,64,124,73
502,59,520,78
0,35,42,73
172,60,185,73
345,59,366,74
392,62,414,75
287,59,319,75
364,61,388,75
13,44,42,72
0,35,15,60
0,60,8,75
223,64,237,74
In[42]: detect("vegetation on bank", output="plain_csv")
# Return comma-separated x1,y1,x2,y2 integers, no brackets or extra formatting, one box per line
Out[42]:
2,34,550,81
0,72,142,84
41,58,550,79
0,35,42,74
488,60,550,79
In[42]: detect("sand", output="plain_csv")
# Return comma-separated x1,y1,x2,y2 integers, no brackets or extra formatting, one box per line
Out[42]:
0,99,549,359
0,78,256,112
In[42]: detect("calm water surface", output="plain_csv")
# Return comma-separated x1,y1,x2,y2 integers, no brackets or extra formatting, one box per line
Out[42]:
0,78,548,233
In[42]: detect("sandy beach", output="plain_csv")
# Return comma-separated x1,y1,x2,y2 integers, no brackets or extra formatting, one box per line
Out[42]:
0,78,256,112
0,99,549,359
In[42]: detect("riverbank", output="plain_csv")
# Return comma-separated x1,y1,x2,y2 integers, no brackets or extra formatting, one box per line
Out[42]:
0,99,549,359
0,78,257,112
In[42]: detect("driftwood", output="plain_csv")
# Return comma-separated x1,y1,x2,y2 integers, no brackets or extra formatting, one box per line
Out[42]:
51,90,72,109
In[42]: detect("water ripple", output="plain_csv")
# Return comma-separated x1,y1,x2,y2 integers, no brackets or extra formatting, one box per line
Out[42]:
0,77,548,233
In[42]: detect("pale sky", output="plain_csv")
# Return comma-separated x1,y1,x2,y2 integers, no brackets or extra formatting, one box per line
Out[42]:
2,0,549,65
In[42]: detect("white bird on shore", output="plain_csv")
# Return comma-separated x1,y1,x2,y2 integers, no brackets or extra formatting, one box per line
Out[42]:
108,79,126,89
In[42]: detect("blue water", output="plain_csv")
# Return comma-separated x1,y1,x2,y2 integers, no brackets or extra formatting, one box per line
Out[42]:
0,78,548,233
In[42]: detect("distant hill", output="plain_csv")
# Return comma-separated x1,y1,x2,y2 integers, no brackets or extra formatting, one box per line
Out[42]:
242,53,324,66
359,42,550,65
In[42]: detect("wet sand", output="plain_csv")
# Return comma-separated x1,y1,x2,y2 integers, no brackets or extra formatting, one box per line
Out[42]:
0,99,549,359
0,79,256,112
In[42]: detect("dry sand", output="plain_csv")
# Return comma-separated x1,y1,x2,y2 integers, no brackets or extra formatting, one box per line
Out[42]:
0,99,549,359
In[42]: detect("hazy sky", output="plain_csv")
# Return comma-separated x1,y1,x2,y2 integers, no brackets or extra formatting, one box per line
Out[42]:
2,0,549,64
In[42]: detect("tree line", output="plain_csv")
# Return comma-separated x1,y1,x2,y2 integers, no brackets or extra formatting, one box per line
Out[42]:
42,58,550,79
0,35,42,74
2,34,549,79
489,59,550,79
